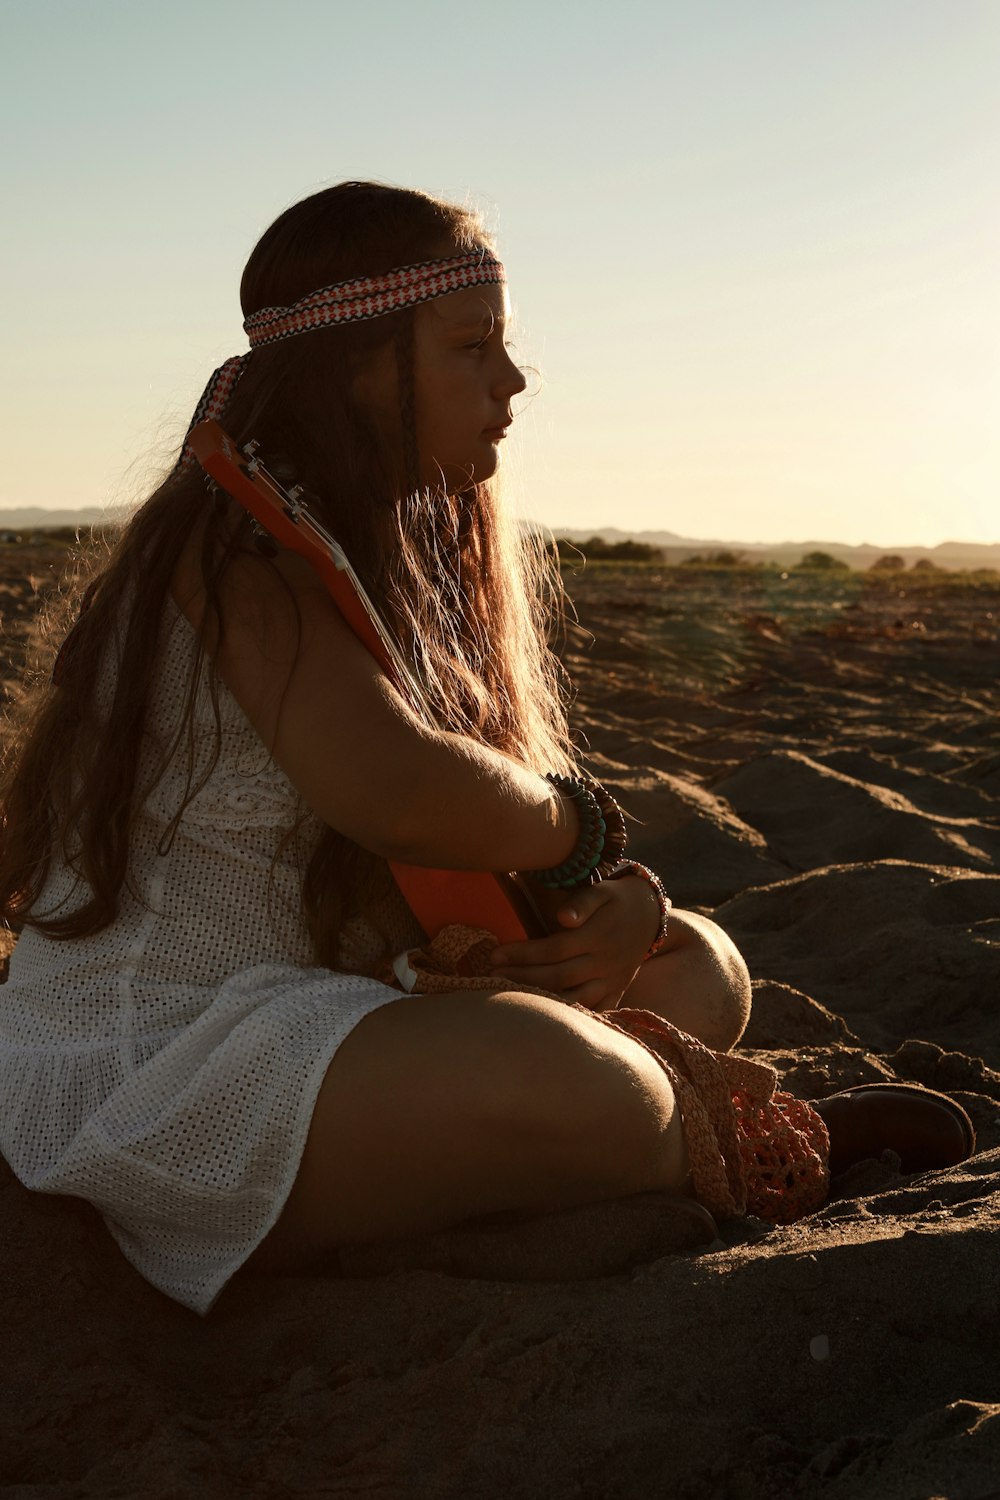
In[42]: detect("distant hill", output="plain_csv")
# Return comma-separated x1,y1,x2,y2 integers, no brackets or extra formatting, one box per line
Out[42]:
3,508,998,571
547,526,1000,571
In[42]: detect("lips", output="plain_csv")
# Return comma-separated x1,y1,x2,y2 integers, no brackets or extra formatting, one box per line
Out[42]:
482,424,510,439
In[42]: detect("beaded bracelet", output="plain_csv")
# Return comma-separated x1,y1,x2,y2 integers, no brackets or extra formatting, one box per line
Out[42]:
526,773,628,889
608,860,672,959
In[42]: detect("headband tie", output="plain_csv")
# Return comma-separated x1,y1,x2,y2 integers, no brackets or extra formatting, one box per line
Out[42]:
177,248,505,473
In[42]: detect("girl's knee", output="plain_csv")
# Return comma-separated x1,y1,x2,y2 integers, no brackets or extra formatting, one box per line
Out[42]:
493,993,685,1196
632,910,752,1052
702,917,752,1040
682,915,752,1049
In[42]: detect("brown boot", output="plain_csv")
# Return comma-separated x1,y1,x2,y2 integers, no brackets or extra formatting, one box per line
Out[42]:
811,1083,975,1176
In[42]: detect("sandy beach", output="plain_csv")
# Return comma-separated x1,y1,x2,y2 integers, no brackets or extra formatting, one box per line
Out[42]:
2,546,999,1498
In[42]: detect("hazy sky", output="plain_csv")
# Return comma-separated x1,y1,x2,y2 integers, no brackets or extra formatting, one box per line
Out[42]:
3,0,998,545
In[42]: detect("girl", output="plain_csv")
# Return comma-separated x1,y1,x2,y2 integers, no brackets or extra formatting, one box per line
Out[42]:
0,182,972,1316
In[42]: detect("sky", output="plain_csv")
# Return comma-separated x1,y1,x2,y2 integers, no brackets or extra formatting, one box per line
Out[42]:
2,0,998,546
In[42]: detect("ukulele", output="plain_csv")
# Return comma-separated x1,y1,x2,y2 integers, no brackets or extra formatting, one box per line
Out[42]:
188,419,546,944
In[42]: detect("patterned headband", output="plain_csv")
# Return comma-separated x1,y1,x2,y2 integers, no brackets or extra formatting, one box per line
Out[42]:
244,249,505,347
177,248,505,470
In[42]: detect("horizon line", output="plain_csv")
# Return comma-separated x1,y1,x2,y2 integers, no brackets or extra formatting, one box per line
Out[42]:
1,504,997,553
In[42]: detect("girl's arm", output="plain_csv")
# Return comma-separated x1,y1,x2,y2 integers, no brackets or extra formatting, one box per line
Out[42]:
175,545,578,873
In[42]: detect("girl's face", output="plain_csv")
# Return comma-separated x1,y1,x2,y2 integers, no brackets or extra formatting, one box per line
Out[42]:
354,273,527,493
412,280,527,492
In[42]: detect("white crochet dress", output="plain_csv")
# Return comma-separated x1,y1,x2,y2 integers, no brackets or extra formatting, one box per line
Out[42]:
0,597,424,1315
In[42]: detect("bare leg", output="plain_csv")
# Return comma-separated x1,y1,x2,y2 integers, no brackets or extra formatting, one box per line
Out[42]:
253,985,689,1269
621,909,752,1052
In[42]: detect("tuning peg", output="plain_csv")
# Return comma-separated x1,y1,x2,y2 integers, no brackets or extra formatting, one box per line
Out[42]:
285,484,305,518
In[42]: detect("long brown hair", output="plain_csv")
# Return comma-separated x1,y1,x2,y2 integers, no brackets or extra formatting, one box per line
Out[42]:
0,182,576,966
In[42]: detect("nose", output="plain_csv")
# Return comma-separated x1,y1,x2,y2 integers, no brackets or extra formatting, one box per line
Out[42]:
495,347,527,399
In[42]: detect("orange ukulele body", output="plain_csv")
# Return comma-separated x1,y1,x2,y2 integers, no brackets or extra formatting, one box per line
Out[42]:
188,420,544,945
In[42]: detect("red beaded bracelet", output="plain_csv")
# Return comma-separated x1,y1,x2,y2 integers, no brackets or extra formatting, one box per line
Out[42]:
608,861,672,959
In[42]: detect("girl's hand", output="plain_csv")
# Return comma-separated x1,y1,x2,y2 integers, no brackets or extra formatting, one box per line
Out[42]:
490,875,661,1011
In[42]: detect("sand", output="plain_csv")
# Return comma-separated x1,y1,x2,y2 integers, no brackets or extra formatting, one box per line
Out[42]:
2,550,999,1498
